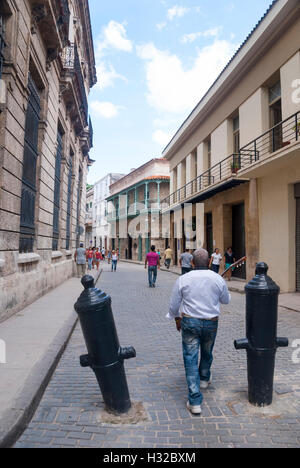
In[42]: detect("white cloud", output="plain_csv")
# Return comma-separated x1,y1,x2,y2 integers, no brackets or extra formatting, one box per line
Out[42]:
95,62,127,91
97,21,133,56
181,27,222,44
167,5,190,21
90,101,124,119
153,129,173,146
137,40,237,115
156,22,167,31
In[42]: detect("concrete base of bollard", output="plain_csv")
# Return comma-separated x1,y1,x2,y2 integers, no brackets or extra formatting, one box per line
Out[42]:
96,401,149,425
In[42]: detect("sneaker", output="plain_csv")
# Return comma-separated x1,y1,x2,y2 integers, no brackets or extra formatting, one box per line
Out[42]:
200,373,212,389
187,401,202,415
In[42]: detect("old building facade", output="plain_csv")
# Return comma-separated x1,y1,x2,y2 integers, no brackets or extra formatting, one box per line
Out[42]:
162,0,300,292
0,0,96,321
107,159,170,261
92,173,125,251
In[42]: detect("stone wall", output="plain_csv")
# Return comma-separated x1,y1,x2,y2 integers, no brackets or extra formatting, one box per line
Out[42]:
0,0,96,321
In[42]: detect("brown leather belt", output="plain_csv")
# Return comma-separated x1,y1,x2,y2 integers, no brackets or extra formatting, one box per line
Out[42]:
182,314,218,322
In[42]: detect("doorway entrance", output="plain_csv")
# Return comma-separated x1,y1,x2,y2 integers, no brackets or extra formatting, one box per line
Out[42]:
232,203,246,279
205,213,213,257
128,235,132,260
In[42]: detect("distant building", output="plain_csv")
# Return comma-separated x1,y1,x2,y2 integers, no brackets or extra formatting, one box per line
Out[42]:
107,159,170,260
92,173,125,250
85,186,94,247
0,0,96,321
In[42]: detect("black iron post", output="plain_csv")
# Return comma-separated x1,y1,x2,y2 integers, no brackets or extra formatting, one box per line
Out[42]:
74,275,136,414
234,263,288,406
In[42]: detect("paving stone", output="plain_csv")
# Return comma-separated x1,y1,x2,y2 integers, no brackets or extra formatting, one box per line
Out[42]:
13,263,300,448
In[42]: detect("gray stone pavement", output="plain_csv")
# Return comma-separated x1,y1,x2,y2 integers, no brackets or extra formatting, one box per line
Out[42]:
15,262,300,448
122,259,300,313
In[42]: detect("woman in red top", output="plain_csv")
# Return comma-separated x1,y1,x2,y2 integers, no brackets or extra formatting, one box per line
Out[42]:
95,248,102,270
87,248,94,270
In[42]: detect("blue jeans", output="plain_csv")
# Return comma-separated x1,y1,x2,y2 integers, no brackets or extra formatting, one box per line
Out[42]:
148,266,157,286
111,259,117,271
181,316,218,406
211,264,220,274
88,258,93,270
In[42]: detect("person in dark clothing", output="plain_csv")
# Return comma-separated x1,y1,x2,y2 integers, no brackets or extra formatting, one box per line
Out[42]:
224,247,236,281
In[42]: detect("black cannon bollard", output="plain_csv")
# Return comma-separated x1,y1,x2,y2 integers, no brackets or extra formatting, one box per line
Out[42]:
74,275,136,414
234,263,288,406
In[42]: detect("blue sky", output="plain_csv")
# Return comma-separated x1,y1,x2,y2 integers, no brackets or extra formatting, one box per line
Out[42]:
87,0,273,184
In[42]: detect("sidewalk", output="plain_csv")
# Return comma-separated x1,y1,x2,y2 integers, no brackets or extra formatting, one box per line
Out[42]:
121,259,300,313
0,276,83,448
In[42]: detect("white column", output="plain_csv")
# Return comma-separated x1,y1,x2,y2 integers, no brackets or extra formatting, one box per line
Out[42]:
197,143,205,176
186,153,196,183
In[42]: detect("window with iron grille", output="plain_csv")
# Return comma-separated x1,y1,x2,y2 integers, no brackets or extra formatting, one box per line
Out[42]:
66,152,73,250
19,75,41,254
0,15,5,80
52,130,63,251
74,45,88,126
76,168,82,248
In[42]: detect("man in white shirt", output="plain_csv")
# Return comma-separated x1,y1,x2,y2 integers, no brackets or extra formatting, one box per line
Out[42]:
167,249,231,415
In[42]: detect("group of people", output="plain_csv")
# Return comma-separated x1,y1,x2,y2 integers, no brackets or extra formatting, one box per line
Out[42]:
160,246,236,279
144,245,236,288
74,244,119,277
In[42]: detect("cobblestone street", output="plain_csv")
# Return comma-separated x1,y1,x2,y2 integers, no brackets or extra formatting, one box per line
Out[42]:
15,263,300,448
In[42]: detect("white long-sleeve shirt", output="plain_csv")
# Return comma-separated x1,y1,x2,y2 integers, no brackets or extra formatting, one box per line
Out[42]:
167,269,231,321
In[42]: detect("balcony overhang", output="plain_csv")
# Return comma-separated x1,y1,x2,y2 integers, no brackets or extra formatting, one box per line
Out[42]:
30,0,70,55
163,178,249,212
191,178,249,203
237,140,300,179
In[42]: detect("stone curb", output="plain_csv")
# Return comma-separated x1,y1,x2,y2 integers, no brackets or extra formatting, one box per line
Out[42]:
0,312,78,448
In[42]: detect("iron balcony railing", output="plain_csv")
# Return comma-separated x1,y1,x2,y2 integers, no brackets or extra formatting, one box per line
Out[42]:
107,199,161,221
61,43,75,69
238,110,299,167
162,111,300,208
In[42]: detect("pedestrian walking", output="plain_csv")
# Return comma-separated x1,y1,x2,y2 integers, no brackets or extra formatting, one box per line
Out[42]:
209,248,222,274
224,247,236,281
92,247,96,269
74,243,86,278
107,250,112,264
111,250,118,272
164,245,173,269
95,248,102,271
167,248,231,415
179,248,193,275
87,247,94,271
145,245,160,288
102,247,106,261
